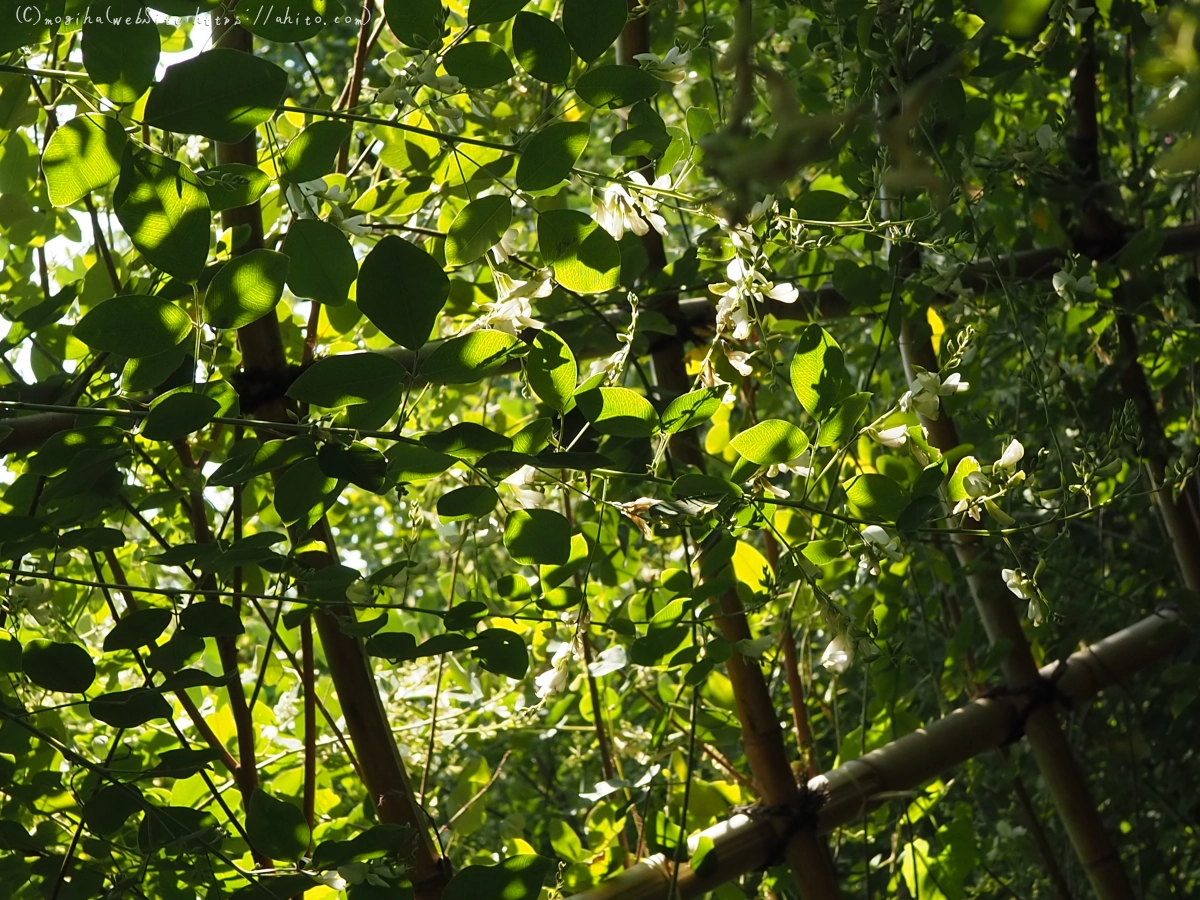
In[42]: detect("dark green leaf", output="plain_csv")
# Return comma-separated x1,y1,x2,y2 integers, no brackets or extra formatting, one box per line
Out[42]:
138,805,219,854
288,353,407,408
384,0,444,49
467,0,528,24
445,195,512,266
576,387,658,437
471,628,528,679
208,437,317,487
240,0,343,41
790,324,849,419
845,473,908,521
562,0,625,62
89,688,172,727
437,485,498,521
83,785,143,836
246,789,311,862
442,42,515,89
791,189,849,221
21,640,96,693
280,120,351,183
512,12,572,84
199,163,272,213
516,122,589,191
144,49,288,143
358,235,450,350
152,747,226,777
504,508,571,565
75,294,192,357
420,422,512,459
817,392,871,447
318,442,389,492
104,608,172,652
82,11,159,105
574,65,659,110
141,391,221,441
282,218,358,306
180,601,245,637
387,443,457,483
275,457,342,528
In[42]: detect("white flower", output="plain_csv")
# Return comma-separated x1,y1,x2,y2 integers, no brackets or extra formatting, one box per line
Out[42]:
820,632,853,674
963,470,991,498
491,227,519,264
339,863,369,886
723,344,754,376
319,872,347,891
285,177,327,218
324,183,351,203
766,449,813,479
900,387,940,419
766,281,799,303
588,645,628,677
417,57,460,93
473,270,552,334
596,183,645,240
330,208,369,236
633,46,691,83
901,368,970,420
1002,568,1034,600
996,439,1025,472
868,424,909,448
625,172,670,234
862,525,903,562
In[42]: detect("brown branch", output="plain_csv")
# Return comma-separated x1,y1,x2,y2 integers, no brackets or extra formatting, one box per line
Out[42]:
336,0,379,172
301,617,317,851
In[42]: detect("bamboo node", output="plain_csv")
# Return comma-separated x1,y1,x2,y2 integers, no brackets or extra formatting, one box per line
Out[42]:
734,782,829,869
983,660,1073,744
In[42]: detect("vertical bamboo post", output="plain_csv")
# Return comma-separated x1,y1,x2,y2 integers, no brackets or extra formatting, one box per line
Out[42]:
896,325,1134,900
212,22,449,898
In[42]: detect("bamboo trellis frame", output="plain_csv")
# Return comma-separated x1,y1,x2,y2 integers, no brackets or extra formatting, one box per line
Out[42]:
569,608,1188,900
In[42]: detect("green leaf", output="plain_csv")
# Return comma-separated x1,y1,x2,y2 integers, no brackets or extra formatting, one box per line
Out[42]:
317,442,389,492
138,805,219,854
472,629,529,679
0,515,50,543
358,235,450,350
89,688,172,727
442,41,515,89
274,457,341,527
421,423,512,459
280,120,351,183
42,113,127,207
516,122,589,191
21,640,96,693
686,106,716,141
144,49,288,143
443,855,555,900
792,189,849,221
467,0,528,24
152,747,227,777
311,824,419,869
526,329,577,412
246,789,311,862
199,163,272,213
74,295,193,357
611,101,671,158
729,419,810,465
574,65,659,110
576,387,658,437
288,353,407,408
790,324,849,420
512,12,572,84
801,540,845,565
563,0,625,62
422,331,524,385
387,443,456,483
82,13,159,105
818,392,871,447
661,387,724,434
83,785,143,836
59,527,126,551
180,601,245,637
281,219,357,306
437,485,499,522
504,509,571,565
208,437,317,487
103,608,172,652
671,474,742,500
845,473,908,521
0,635,19,674
537,208,621,294
832,260,888,310
896,494,941,532
384,0,444,49
366,632,473,662
445,195,512,267
142,391,221,441
239,0,343,41
114,147,211,281
205,249,289,330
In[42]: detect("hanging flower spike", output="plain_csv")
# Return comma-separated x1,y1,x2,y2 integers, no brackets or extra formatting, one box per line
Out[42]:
820,631,853,674
632,46,691,83
1003,567,1047,625
595,182,646,240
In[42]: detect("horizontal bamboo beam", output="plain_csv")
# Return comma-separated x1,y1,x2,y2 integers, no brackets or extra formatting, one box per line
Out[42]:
569,608,1188,900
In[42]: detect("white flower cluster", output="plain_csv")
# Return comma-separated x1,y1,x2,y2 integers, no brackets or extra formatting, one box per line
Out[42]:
285,178,368,236
899,366,969,420
820,630,853,674
1002,566,1048,626
859,524,903,575
595,172,669,240
708,206,798,341
473,269,552,335
535,636,584,699
1052,269,1097,298
376,53,460,111
951,439,1025,525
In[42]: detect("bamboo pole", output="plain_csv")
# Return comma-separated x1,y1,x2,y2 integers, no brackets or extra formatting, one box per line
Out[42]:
568,609,1187,900
211,23,449,899
897,324,1136,900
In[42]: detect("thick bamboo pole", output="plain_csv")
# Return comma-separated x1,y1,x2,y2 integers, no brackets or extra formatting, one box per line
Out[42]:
211,23,448,898
568,609,1187,900
897,325,1135,900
